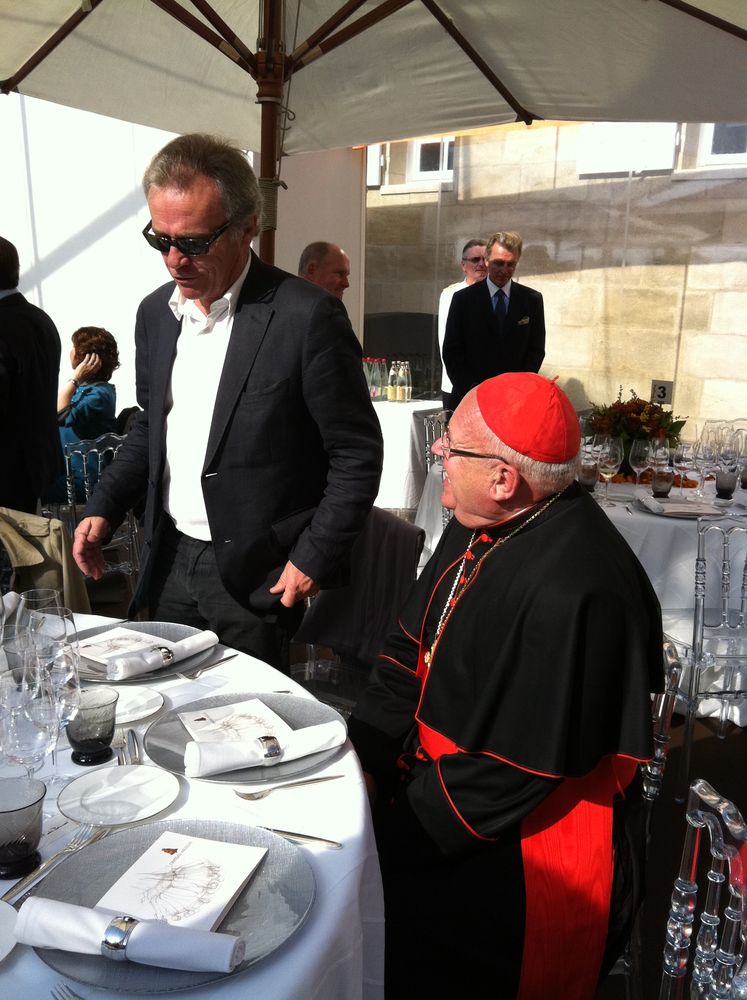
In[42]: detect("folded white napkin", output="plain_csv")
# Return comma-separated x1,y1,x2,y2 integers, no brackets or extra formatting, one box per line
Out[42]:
106,631,219,680
637,495,665,514
1,591,20,623
14,897,244,972
184,719,347,778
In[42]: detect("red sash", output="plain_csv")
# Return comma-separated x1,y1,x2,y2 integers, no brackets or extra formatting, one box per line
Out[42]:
416,719,636,999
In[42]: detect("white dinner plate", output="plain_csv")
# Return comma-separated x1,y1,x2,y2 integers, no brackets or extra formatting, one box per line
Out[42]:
114,686,164,725
77,622,220,683
144,691,347,784
30,819,315,993
56,765,180,826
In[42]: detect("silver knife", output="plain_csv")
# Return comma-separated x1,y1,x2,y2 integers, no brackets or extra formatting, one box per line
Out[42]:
126,728,141,765
258,826,342,849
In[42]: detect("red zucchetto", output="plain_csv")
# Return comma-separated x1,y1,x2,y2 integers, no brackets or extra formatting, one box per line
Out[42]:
475,372,580,463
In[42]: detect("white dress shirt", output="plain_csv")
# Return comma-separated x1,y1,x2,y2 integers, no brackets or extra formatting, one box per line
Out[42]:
163,256,251,540
437,279,466,394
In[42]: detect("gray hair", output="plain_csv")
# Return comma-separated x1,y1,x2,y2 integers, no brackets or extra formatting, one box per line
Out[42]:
0,236,20,290
298,241,335,275
461,238,486,260
142,133,262,230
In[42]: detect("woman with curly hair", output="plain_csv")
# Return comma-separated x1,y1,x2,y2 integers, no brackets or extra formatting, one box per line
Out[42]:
43,326,120,502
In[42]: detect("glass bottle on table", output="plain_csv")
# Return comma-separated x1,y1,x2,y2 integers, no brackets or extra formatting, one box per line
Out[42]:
396,361,407,402
404,361,412,401
387,361,398,401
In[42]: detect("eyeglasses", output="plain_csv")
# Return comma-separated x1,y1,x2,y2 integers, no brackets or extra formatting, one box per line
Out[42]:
141,219,231,257
462,256,486,265
440,430,508,463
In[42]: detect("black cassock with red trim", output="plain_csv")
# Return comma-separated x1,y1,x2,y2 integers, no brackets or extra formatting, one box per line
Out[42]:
349,482,662,999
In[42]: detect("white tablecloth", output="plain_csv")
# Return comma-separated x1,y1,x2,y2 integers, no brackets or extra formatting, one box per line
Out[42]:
0,615,385,1000
373,399,442,509
602,484,747,611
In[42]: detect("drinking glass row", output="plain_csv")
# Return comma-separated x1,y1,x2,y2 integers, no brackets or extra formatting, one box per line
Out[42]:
577,430,747,506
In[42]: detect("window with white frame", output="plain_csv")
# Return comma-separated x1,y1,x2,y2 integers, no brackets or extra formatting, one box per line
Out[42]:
407,136,454,182
697,123,747,167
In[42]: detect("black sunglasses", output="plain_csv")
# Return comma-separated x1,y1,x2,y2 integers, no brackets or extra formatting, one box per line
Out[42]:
462,256,485,264
142,219,231,257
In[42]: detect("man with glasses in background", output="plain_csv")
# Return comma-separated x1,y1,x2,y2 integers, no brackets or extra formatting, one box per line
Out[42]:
348,372,661,996
436,238,486,411
73,133,383,671
443,230,546,410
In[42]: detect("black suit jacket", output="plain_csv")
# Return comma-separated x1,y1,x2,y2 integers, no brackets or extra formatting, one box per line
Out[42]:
442,279,546,409
87,252,384,614
0,292,62,510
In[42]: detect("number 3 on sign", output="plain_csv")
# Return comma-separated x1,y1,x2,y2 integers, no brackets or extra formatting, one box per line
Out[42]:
650,380,673,405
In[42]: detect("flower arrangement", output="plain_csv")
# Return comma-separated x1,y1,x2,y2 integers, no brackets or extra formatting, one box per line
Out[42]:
588,388,686,445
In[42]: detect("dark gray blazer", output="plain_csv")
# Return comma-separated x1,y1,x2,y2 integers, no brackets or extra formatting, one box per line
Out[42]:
0,292,62,509
442,278,546,409
87,252,383,614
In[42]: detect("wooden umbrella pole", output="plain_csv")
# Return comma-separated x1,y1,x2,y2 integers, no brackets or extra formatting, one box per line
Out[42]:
256,0,285,264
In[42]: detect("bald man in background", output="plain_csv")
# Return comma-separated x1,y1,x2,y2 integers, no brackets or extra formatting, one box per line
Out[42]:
298,242,351,301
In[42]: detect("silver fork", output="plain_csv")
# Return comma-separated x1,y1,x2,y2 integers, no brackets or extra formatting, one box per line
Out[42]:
2,824,108,904
50,984,87,1000
113,726,128,765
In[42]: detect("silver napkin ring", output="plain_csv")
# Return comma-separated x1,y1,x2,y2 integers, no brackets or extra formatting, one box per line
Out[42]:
153,645,175,665
101,914,139,960
258,735,282,759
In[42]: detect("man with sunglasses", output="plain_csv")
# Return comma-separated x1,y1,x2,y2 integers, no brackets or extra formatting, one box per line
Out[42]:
436,238,486,410
73,133,383,671
443,230,546,410
348,372,661,996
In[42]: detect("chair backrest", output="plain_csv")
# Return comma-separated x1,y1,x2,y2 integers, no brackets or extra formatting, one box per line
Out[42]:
641,640,684,804
294,507,425,669
692,516,747,661
660,778,747,998
422,409,449,468
63,432,126,508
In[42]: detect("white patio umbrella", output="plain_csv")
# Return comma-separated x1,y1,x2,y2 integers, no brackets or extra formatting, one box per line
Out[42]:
2,0,745,260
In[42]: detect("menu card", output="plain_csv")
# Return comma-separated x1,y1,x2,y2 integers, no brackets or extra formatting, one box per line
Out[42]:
79,626,173,666
179,698,294,745
96,831,267,931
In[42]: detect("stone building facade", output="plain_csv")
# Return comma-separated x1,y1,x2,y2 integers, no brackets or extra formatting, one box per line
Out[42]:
365,121,746,429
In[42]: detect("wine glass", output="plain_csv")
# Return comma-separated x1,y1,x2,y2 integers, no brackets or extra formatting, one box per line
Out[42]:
595,435,624,508
15,589,63,634
28,609,81,790
0,661,58,778
673,440,695,498
28,606,78,649
628,439,652,495
28,641,81,791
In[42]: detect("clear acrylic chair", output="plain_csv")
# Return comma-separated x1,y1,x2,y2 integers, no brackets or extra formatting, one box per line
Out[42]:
608,640,684,998
61,433,140,577
661,516,747,802
422,408,452,529
660,778,747,999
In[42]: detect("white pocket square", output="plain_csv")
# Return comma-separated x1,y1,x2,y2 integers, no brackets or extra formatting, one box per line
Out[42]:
518,316,530,326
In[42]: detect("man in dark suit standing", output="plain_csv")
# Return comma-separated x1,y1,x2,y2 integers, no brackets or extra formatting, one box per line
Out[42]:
443,231,545,410
73,134,383,670
0,237,62,513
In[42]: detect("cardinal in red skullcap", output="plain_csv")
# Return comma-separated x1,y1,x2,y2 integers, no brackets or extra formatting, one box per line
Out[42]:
348,372,663,999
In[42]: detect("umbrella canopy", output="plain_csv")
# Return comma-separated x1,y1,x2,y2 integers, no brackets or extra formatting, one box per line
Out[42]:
2,0,746,259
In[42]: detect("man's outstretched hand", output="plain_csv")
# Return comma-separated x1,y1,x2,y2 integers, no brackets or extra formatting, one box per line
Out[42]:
73,516,112,580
